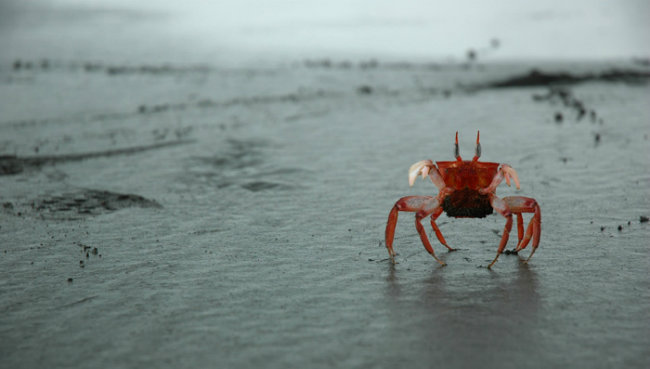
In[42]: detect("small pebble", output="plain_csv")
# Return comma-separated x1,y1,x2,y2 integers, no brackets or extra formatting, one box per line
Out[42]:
67,278,73,283
357,85,373,95
617,225,623,231
600,226,605,231
640,216,649,223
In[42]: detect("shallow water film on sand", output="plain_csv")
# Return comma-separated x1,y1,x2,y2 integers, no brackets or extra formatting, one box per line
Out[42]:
1,2,650,369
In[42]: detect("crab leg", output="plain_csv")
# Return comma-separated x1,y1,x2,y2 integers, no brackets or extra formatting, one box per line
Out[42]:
385,196,446,265
430,208,456,251
504,196,541,262
488,195,513,269
515,213,524,249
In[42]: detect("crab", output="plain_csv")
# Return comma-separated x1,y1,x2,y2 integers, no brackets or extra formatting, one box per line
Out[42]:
385,132,541,268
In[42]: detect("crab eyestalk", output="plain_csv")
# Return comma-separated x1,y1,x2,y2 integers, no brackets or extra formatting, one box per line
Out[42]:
454,131,461,161
473,130,481,162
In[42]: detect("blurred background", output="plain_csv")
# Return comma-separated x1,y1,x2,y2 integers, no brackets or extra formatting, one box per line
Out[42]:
1,0,649,65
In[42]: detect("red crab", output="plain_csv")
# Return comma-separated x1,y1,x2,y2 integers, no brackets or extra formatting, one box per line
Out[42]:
385,132,541,268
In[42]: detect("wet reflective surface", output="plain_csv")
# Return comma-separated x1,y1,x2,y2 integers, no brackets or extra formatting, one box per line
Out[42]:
1,3,649,369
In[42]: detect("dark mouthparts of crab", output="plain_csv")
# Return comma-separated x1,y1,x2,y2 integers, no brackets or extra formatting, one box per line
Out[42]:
442,188,494,218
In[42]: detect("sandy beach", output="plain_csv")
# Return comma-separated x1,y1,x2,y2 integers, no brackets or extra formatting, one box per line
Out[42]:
1,2,649,368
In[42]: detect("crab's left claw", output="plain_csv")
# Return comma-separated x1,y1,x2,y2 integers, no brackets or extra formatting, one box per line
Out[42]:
502,165,521,190
408,160,433,187
480,164,522,195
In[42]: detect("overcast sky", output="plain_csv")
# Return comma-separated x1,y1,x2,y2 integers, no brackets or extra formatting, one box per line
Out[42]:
2,0,649,62
175,0,650,60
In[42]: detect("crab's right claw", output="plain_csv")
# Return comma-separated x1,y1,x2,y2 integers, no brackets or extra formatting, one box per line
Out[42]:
408,160,433,186
502,165,521,190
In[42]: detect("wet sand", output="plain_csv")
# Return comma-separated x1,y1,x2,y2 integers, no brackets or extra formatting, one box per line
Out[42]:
1,4,650,369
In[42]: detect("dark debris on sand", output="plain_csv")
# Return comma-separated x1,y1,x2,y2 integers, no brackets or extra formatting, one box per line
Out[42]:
30,189,161,219
11,59,210,76
533,87,599,123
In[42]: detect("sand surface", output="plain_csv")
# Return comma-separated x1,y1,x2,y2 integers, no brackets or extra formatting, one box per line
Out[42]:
1,3,650,369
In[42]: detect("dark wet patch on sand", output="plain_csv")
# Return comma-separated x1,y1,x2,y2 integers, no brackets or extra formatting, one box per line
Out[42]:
0,140,195,175
185,138,306,192
2,89,332,129
241,181,296,192
475,68,649,133
0,155,23,175
29,189,161,219
194,138,270,170
302,58,448,71
482,68,650,88
136,90,332,117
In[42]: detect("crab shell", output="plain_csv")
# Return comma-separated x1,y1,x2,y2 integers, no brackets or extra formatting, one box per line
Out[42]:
437,161,499,218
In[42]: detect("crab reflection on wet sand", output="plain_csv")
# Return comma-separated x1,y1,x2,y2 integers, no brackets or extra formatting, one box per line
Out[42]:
385,132,541,268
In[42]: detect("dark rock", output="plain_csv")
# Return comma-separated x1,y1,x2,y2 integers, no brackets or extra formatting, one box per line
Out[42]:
357,85,373,95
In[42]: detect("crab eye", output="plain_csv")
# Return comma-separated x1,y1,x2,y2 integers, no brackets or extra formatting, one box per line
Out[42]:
475,142,481,158
454,131,460,159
